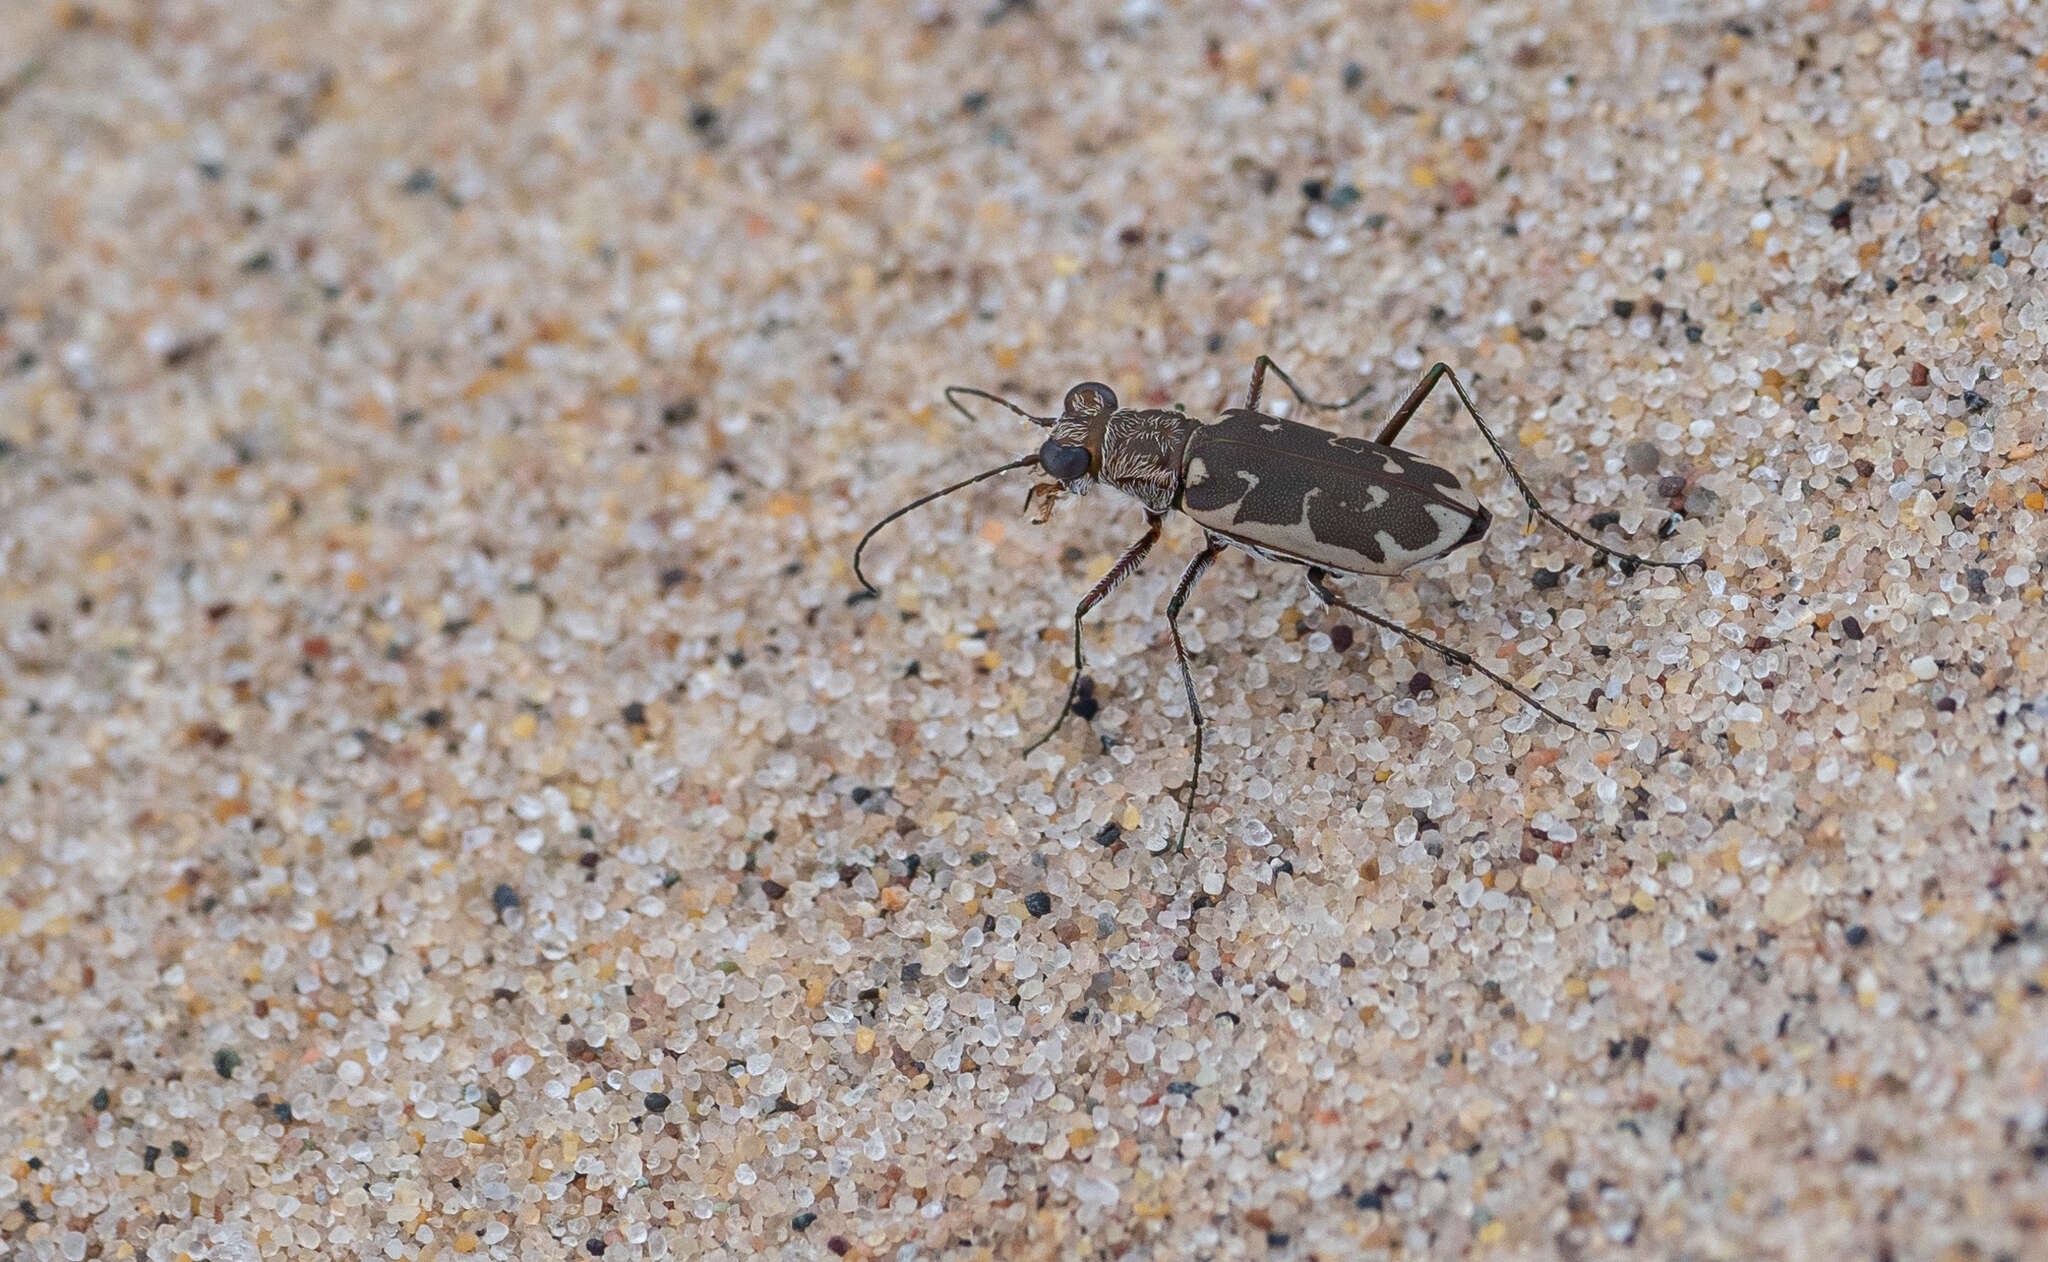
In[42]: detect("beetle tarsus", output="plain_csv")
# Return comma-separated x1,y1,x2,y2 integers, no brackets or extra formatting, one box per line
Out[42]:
1414,362,1698,574
1023,513,1164,757
1165,540,1225,853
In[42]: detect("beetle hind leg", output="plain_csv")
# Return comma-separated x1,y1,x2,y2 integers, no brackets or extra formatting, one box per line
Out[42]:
1306,568,1607,734
1381,363,1697,574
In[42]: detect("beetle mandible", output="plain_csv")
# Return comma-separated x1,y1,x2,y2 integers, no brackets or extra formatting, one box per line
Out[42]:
854,356,1693,851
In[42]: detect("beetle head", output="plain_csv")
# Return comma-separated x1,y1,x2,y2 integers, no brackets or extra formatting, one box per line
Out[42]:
1039,381,1116,488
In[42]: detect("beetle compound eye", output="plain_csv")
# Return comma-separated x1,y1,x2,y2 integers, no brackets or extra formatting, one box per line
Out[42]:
1063,382,1117,418
1037,439,1092,482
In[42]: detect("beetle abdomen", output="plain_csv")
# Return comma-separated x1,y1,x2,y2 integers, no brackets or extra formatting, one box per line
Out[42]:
1180,409,1489,576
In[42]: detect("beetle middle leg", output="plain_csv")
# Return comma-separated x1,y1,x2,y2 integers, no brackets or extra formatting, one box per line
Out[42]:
1023,512,1164,756
1305,567,1597,733
1378,363,1691,573
1164,538,1226,853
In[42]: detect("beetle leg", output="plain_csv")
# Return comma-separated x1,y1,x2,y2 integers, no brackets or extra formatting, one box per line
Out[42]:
1244,355,1376,415
1371,362,1447,447
1378,363,1695,574
1023,513,1164,757
1164,539,1226,853
1305,567,1605,734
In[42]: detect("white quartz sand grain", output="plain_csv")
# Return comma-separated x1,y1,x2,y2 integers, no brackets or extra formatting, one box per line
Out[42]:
2,2,2045,1259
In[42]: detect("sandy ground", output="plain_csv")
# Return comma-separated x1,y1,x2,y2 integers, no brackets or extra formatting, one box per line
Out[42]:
4,1,2047,1259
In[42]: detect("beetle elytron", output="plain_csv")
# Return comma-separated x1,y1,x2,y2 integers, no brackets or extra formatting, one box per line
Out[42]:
854,356,1693,851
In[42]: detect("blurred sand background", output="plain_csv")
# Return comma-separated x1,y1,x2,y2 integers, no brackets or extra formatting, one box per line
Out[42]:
3,1,2047,1258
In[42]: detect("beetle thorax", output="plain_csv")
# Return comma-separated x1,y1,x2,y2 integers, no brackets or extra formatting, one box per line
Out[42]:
1083,408,1200,515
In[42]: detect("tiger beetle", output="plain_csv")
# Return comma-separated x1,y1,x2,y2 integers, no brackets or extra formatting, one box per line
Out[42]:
853,357,1694,852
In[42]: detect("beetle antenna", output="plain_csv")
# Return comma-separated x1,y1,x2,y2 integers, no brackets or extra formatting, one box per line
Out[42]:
945,386,1056,429
853,455,1042,595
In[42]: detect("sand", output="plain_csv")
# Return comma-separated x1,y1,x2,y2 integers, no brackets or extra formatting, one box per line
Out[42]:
3,1,2046,1258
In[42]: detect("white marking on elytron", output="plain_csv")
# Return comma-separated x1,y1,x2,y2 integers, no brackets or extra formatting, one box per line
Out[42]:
1368,503,1480,569
1373,530,1428,567
1200,486,1414,576
1260,423,1282,432
1247,514,1324,555
1187,478,1464,575
1440,481,1481,513
1205,521,1416,576
1325,484,1389,522
1380,455,1406,475
1426,501,1476,543
1185,456,1209,487
1227,467,1284,527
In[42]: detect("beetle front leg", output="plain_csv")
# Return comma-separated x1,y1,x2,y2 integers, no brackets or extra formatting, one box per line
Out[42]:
1164,538,1226,853
1023,513,1164,756
1305,567,1597,733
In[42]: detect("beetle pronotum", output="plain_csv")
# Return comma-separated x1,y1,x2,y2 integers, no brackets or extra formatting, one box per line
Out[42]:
854,357,1692,851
